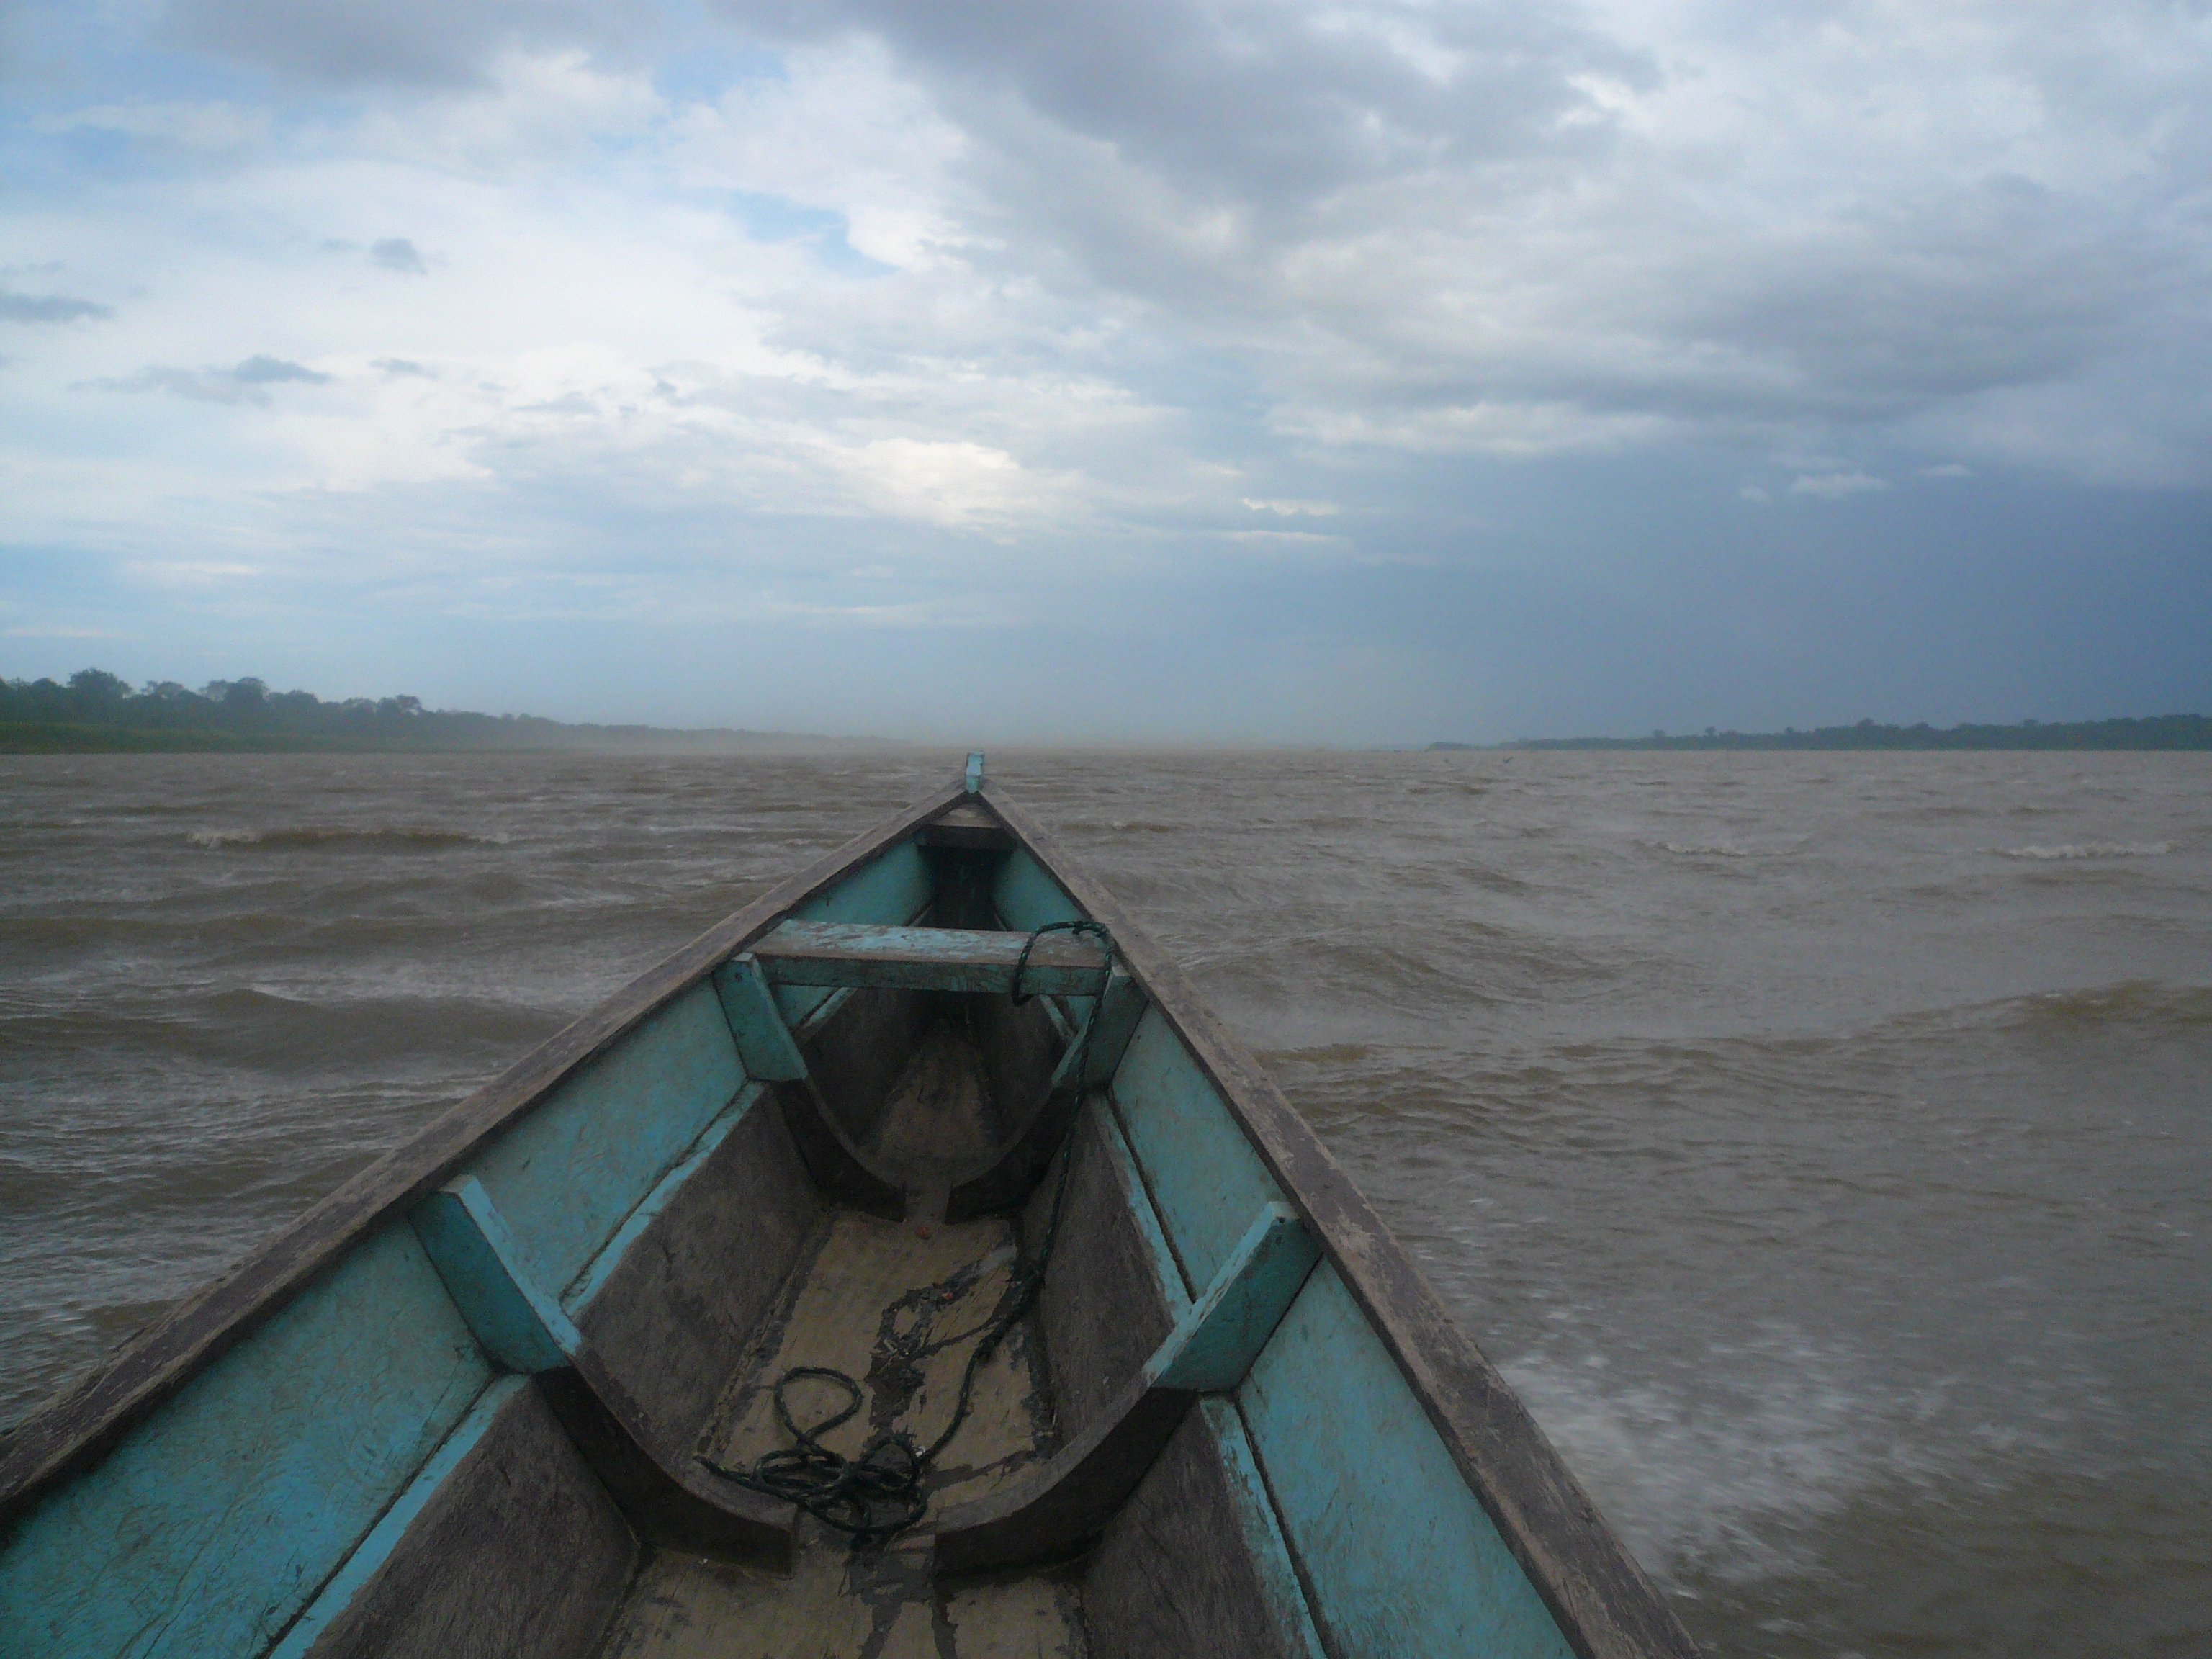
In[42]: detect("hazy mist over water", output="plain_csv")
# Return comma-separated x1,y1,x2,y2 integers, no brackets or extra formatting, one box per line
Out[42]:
3,749,2207,1656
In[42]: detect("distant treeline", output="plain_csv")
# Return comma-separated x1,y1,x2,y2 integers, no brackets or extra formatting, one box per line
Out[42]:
0,668,827,753
1430,714,2212,752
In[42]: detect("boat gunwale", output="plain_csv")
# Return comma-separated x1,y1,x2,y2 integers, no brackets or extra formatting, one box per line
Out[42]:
0,778,965,1529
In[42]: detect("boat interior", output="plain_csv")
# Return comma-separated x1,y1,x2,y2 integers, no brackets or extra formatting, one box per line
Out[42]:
355,808,1336,1659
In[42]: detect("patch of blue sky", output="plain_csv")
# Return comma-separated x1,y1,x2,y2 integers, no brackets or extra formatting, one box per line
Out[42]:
727,192,895,277
652,40,787,107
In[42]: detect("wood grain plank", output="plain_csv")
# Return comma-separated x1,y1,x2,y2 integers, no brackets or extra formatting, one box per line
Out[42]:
751,919,1112,994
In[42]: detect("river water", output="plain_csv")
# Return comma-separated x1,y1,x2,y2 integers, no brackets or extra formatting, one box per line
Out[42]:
2,749,2206,1655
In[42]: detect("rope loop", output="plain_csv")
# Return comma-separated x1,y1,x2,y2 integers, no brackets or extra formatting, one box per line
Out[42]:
1009,917,1114,1007
698,920,1118,1550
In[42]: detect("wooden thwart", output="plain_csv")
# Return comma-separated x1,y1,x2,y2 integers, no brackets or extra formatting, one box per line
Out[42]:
934,1205,1321,1575
749,920,1112,996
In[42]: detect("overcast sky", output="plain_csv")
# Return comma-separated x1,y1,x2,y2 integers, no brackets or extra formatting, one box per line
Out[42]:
3,0,2208,740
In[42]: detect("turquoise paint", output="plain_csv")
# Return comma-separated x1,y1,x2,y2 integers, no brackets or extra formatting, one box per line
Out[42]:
1051,974,1146,1093
562,1084,765,1312
465,981,744,1303
714,956,807,1082
1200,1400,1332,1659
1097,1102,1193,1312
990,848,1082,933
1109,1010,1287,1291
410,1179,581,1374
1238,1266,1575,1659
965,752,984,793
776,841,934,1026
265,1377,529,1659
0,1226,491,1658
752,920,1115,997
1149,1206,1319,1394
990,849,1102,1030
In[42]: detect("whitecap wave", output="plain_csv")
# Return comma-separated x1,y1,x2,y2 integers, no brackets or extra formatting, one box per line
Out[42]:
1996,841,2175,860
186,825,512,851
1663,841,1754,858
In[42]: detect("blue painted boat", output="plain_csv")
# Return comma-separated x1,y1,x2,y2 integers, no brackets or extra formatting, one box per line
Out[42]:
0,762,1697,1658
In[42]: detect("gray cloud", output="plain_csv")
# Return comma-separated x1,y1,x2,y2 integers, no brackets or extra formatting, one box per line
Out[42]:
159,0,649,86
719,0,1648,213
371,236,428,273
78,354,334,404
627,0,2200,486
1,290,112,323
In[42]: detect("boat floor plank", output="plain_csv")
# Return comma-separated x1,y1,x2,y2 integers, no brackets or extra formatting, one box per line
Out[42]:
593,1536,1088,1658
696,1211,1058,1518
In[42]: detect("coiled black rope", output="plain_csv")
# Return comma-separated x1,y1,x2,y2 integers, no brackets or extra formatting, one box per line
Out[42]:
698,919,1117,1548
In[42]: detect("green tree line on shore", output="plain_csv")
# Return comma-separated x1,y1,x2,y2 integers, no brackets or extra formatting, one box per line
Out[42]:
1439,714,2212,751
0,668,805,752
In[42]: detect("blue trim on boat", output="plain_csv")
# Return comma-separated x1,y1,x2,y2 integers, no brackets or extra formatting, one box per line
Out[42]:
561,1082,768,1313
411,1178,582,1374
263,1376,530,1659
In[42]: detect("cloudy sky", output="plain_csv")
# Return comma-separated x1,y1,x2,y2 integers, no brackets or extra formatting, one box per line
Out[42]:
3,0,2208,740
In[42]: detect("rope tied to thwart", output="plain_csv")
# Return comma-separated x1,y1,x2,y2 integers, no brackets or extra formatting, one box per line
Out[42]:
698,918,1118,1548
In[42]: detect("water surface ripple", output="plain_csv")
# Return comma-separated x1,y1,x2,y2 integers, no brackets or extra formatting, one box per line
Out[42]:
3,750,2207,1656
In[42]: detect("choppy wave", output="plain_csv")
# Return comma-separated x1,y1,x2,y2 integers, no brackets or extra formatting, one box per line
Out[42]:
1996,840,2175,860
187,825,513,851
1662,840,1755,858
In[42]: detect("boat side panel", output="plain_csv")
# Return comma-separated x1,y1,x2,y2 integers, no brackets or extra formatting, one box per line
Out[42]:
296,1378,636,1659
1022,1106,1182,1441
799,985,938,1151
989,848,1102,1028
571,1086,822,1444
774,840,934,1029
0,1226,492,1659
1082,1398,1327,1659
973,990,1066,1143
1239,1264,1577,1659
467,981,744,1304
1109,1008,1290,1290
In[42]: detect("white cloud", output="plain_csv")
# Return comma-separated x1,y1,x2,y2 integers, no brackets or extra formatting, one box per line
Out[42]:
1787,470,1889,500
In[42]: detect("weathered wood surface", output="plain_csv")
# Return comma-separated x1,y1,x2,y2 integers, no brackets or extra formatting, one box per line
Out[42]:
1025,1108,1182,1442
0,1224,492,1655
0,779,963,1532
932,1204,1315,1574
1241,1264,1573,1659
408,1172,796,1566
1082,1399,1328,1659
945,975,1144,1220
981,783,1701,1659
917,799,1016,851
799,984,940,1155
292,1380,637,1659
751,920,1113,995
572,1089,821,1444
